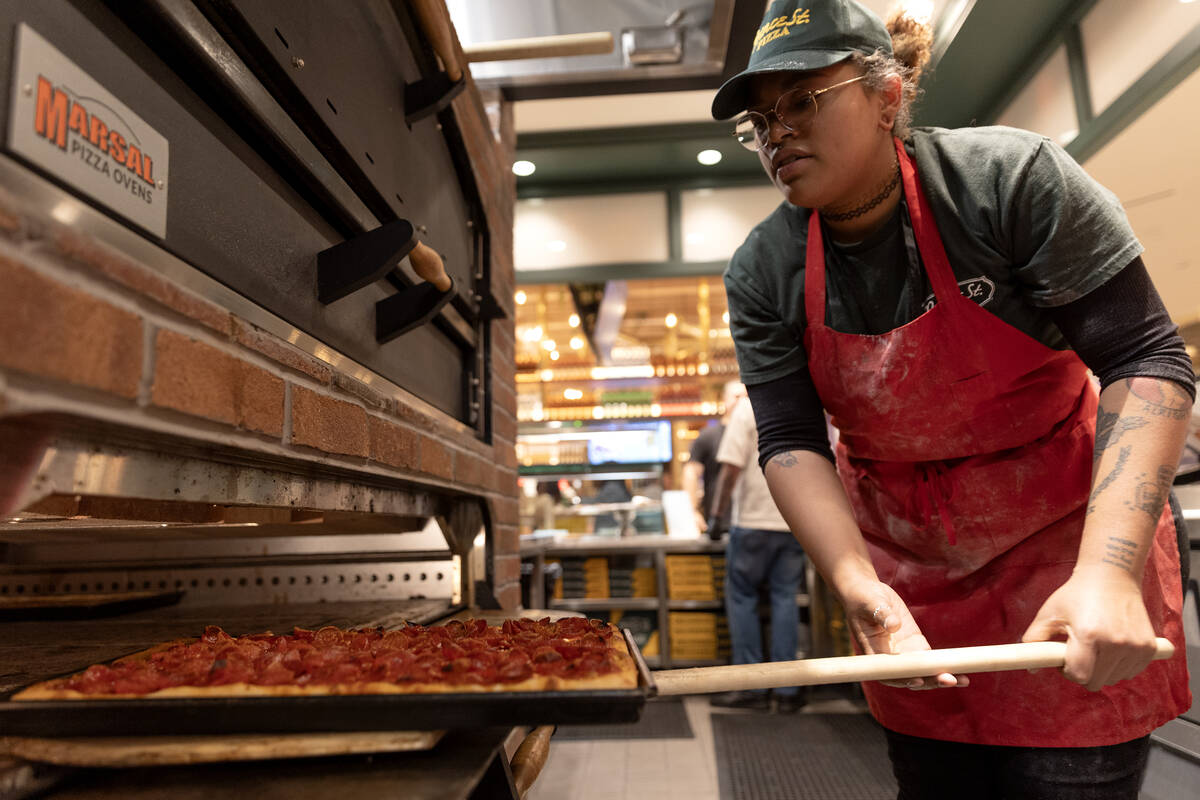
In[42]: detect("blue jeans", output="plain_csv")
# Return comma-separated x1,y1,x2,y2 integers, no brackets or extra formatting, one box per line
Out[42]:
724,526,806,697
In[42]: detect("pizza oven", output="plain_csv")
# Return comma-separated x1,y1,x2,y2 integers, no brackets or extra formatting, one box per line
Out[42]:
0,0,539,794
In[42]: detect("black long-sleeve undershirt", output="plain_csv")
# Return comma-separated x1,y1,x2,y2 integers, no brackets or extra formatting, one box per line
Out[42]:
749,257,1197,471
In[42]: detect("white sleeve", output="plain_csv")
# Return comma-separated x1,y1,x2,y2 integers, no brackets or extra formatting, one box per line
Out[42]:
715,400,756,469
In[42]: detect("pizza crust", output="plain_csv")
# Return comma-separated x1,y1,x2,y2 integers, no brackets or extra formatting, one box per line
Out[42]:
11,623,640,701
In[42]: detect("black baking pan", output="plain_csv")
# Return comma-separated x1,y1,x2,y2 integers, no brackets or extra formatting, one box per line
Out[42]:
0,590,184,621
0,630,656,736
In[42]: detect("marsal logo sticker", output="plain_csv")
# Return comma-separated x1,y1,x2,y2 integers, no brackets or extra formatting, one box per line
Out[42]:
922,276,996,312
33,76,156,202
8,24,169,238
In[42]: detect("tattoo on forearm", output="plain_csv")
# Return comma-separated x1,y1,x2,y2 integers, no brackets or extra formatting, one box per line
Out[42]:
1126,465,1175,520
1093,408,1148,464
1129,378,1192,421
1101,535,1138,573
1088,445,1130,514
770,451,800,469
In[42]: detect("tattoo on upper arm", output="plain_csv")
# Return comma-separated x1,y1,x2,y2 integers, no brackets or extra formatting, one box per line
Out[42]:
1088,445,1130,514
1129,378,1193,421
1127,465,1175,520
769,451,800,469
1093,408,1148,464
1101,535,1138,573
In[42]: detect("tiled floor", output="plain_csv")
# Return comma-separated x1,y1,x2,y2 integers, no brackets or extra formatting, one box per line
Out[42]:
528,693,867,800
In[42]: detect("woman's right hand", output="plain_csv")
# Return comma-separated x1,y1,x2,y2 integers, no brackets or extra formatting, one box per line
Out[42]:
840,579,968,690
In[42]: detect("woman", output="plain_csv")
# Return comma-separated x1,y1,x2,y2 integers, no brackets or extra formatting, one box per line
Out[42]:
714,0,1194,796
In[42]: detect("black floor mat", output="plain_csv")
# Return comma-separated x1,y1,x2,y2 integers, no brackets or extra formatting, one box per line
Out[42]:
554,698,694,740
713,713,897,799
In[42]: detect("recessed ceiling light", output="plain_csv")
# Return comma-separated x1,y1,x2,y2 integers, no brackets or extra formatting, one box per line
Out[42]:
665,313,678,328
568,313,580,328
512,160,536,176
697,149,722,166
569,336,584,350
515,290,527,305
564,388,583,400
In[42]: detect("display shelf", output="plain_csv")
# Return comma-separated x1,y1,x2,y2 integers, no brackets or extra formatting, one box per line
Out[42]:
522,535,745,669
549,598,659,611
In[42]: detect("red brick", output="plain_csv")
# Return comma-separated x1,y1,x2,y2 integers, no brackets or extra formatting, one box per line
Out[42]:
493,554,521,584
55,231,232,336
491,495,519,526
492,351,516,388
493,408,517,442
333,372,391,411
233,319,332,384
0,256,142,398
493,523,520,556
393,398,433,430
492,379,517,418
419,435,454,480
490,465,517,496
0,206,20,237
369,415,419,470
455,451,488,488
151,330,284,435
495,440,518,471
290,385,368,457
494,582,521,611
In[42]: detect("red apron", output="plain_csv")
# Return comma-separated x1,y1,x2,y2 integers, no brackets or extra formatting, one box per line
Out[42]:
802,138,1190,747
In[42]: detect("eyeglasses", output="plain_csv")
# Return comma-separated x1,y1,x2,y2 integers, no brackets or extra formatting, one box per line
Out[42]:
733,75,867,151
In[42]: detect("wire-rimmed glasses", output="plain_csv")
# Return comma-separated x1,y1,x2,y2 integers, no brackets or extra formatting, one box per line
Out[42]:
733,75,867,151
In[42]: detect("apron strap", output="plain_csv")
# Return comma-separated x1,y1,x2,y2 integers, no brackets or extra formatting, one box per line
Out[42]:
894,137,961,304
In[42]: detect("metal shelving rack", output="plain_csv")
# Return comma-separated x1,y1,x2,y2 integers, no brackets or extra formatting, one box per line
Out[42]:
521,536,797,669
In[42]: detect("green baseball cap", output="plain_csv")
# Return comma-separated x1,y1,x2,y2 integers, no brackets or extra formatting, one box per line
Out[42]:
712,0,892,120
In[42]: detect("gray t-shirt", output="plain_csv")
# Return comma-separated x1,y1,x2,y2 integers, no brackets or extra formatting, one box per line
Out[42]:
724,126,1144,385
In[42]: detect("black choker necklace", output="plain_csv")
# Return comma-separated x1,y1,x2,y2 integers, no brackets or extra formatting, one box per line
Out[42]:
821,163,901,222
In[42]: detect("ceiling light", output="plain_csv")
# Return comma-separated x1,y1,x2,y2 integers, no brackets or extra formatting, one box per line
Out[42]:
540,369,554,381
665,313,678,328
697,149,723,166
722,311,730,324
568,313,580,328
569,336,584,350
563,388,583,400
546,240,567,252
515,290,527,305
698,363,710,375
521,325,543,342
550,350,560,361
512,160,536,176
542,339,556,351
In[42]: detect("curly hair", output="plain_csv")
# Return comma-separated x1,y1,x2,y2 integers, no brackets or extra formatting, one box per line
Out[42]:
852,9,934,139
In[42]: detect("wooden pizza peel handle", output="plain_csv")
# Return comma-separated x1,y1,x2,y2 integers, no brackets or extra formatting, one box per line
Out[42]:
410,0,463,82
510,725,554,798
653,638,1175,696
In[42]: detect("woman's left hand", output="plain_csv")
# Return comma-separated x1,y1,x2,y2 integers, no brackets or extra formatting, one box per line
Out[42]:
1021,565,1159,692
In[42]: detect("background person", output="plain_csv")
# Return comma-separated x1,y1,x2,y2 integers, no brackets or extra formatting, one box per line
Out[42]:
683,381,746,537
708,391,808,713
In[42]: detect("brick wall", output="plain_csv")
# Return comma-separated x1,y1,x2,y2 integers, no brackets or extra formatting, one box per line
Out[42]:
0,62,520,609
